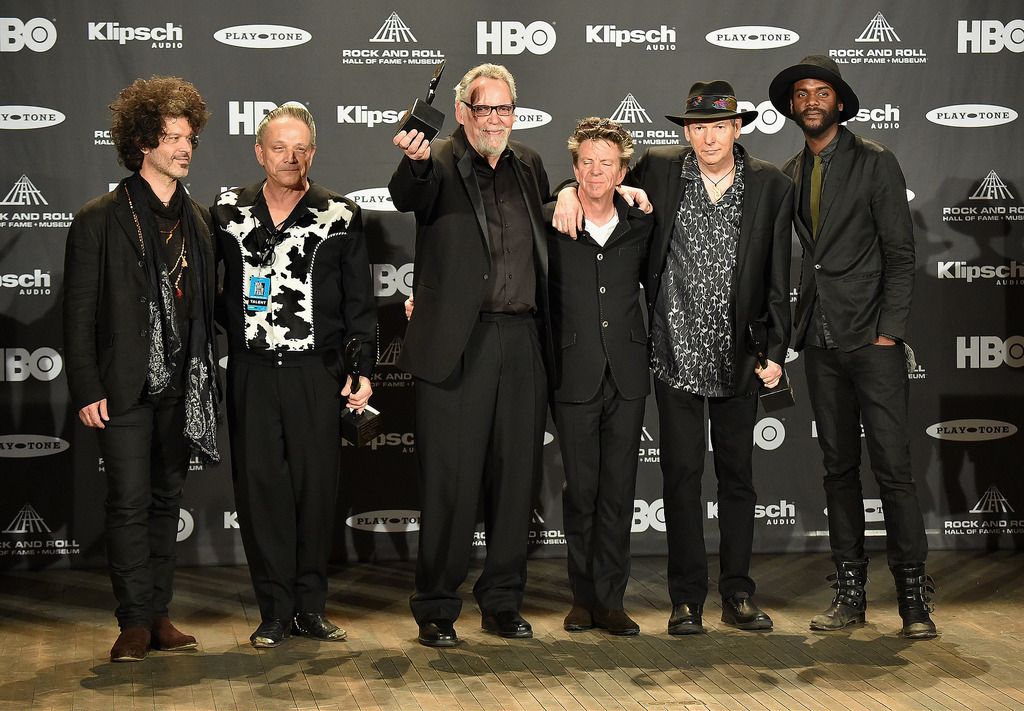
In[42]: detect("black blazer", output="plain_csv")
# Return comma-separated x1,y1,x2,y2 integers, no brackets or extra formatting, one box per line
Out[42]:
783,127,914,351
388,126,553,383
546,196,653,403
63,179,216,415
629,144,793,396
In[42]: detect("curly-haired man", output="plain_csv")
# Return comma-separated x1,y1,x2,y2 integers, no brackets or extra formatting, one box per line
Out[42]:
63,76,219,662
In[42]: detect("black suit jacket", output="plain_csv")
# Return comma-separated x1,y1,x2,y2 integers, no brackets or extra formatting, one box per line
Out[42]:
783,127,914,351
388,126,553,383
545,195,653,403
628,143,793,396
63,179,216,415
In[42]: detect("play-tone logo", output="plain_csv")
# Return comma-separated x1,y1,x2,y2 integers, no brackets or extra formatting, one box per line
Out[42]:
705,25,798,49
214,24,311,49
346,509,420,532
830,12,927,64
926,419,1017,442
926,104,1017,128
345,187,394,212
0,435,70,458
958,19,1024,53
0,106,65,130
512,107,551,130
477,20,556,55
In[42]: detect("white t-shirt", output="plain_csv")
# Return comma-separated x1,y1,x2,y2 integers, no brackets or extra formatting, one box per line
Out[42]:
585,213,619,247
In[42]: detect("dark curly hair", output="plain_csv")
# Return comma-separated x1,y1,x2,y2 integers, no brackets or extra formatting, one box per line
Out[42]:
109,76,210,171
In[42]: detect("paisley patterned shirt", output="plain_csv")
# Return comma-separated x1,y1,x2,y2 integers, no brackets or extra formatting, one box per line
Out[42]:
651,148,745,397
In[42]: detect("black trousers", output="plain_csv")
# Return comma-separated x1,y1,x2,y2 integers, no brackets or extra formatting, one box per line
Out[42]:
655,379,758,604
410,315,546,624
804,344,928,565
226,354,341,622
553,371,644,611
97,392,189,630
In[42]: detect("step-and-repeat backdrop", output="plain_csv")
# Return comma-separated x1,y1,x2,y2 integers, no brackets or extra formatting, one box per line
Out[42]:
2,1,1022,569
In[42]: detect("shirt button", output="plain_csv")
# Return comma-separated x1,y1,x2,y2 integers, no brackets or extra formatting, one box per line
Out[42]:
137,260,144,268
138,329,147,338
814,264,821,270
599,287,606,294
138,296,147,303
596,254,604,261
602,321,609,328
507,274,512,279
483,274,489,280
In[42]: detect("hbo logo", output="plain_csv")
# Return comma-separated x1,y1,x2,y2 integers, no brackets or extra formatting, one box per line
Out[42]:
632,498,666,533
0,17,57,52
2,347,63,382
958,20,1024,53
372,263,413,297
739,100,785,135
477,21,556,55
956,335,1024,368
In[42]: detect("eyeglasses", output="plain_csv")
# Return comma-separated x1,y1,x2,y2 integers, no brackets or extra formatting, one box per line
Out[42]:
461,101,516,118
160,133,200,148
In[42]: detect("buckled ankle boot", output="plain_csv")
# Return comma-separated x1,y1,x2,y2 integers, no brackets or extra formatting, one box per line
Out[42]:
891,562,937,639
810,559,868,631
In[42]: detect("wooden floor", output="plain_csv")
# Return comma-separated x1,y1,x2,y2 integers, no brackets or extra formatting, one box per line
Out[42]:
0,551,1021,710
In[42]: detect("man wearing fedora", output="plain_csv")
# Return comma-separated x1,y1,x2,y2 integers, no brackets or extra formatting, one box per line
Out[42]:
555,81,792,635
769,56,936,639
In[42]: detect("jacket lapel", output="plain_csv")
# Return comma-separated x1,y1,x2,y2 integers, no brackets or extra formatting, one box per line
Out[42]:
453,131,492,267
511,153,548,280
737,153,763,277
650,150,686,273
814,129,853,245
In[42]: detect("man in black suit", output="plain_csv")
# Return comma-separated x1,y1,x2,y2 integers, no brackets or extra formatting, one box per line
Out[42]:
390,64,552,647
547,118,653,636
555,81,792,635
769,56,936,639
63,76,219,662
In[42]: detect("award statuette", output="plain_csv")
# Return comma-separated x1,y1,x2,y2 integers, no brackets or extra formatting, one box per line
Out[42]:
340,337,382,447
746,322,796,412
396,60,446,142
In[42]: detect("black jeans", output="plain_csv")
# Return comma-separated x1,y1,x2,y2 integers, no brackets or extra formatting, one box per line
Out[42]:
804,344,928,565
97,393,189,630
655,380,758,604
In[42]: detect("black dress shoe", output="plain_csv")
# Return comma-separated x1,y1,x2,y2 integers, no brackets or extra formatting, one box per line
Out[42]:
563,604,594,632
594,608,640,636
292,612,347,641
481,610,533,638
250,619,290,648
721,593,773,631
418,620,458,647
667,602,704,635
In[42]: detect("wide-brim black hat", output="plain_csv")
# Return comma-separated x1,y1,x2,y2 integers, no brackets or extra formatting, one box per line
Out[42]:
665,80,758,127
769,55,860,123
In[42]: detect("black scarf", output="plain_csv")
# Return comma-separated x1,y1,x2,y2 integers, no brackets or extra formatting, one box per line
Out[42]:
124,173,220,462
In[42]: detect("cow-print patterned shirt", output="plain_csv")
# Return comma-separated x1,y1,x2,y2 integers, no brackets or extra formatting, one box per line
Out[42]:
651,148,745,397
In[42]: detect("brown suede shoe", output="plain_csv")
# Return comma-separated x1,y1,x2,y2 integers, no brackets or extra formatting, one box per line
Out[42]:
110,626,150,662
150,617,198,651
563,604,594,632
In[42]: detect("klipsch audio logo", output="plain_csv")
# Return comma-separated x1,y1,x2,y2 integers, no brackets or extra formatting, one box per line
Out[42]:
477,20,556,55
708,499,796,525
705,25,798,49
0,435,69,458
609,93,679,146
938,260,1024,286
342,13,443,65
0,106,65,130
1,269,51,295
88,22,182,48
946,486,1023,536
0,17,57,52
586,24,676,50
346,509,420,533
844,104,901,130
1,503,80,558
926,104,1017,128
956,336,1024,368
338,105,403,127
215,25,311,49
926,419,1017,442
958,19,1024,53
830,12,927,64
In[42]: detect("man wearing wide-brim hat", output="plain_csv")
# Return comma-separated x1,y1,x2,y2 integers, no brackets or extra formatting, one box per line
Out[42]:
554,80,793,636
770,55,937,639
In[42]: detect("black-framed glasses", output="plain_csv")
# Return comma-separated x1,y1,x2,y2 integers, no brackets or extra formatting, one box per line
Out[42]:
160,133,200,148
461,101,516,118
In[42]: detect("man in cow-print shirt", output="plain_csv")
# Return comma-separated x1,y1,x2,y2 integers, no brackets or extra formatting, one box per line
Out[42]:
212,102,376,649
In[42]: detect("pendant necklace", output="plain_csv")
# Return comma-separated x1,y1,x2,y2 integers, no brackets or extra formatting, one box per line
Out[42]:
699,164,735,202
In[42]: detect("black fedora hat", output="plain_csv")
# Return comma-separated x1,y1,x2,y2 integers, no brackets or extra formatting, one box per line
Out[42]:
769,55,860,123
665,80,759,127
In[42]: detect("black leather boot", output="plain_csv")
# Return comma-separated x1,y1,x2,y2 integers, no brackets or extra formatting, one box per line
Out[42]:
809,559,868,631
891,563,937,639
